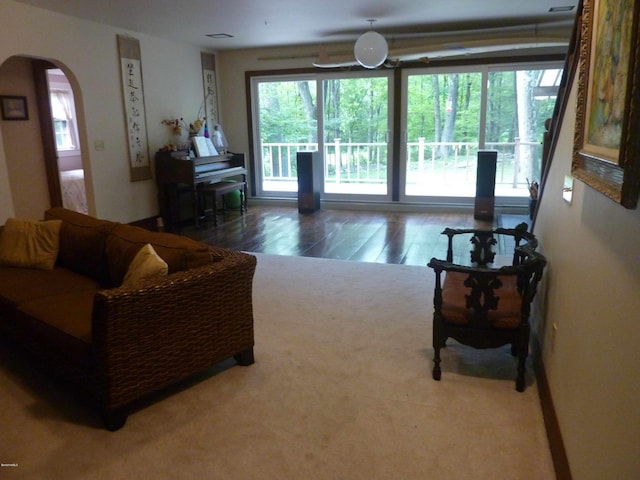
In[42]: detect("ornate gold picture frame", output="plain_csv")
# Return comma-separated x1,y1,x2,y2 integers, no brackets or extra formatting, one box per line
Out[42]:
572,0,640,208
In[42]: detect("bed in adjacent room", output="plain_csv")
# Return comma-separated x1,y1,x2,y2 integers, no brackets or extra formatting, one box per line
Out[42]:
60,169,88,214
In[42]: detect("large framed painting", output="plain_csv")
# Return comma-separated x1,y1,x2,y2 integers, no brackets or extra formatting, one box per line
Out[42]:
572,0,640,208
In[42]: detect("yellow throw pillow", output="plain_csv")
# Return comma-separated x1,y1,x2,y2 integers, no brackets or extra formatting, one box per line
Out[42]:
122,243,168,287
0,217,62,270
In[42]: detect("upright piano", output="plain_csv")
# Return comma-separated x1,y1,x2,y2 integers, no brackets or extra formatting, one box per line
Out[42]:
155,150,247,230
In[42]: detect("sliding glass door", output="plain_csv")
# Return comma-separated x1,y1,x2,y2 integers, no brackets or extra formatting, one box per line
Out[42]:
403,69,483,197
401,63,561,202
254,76,318,194
322,75,391,198
250,61,561,204
252,71,392,200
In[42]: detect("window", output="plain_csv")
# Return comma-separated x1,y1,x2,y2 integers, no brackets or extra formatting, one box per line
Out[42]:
252,71,392,200
322,76,390,197
402,63,562,201
484,67,559,196
249,61,561,205
255,77,318,194
50,89,78,151
403,70,483,197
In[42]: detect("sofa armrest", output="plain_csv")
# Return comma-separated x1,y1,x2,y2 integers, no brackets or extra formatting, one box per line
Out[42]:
90,250,256,409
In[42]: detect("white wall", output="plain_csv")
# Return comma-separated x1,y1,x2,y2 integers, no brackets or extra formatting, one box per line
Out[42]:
0,0,213,223
534,80,640,479
0,56,50,219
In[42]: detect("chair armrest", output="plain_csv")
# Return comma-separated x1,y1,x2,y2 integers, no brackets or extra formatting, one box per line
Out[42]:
90,250,257,408
440,223,537,266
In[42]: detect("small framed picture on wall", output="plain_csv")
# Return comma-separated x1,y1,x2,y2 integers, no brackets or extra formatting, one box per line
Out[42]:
0,95,29,121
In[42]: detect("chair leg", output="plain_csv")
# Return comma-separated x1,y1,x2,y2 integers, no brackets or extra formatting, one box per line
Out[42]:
432,319,443,381
516,360,526,392
515,328,530,392
433,346,442,381
515,346,528,392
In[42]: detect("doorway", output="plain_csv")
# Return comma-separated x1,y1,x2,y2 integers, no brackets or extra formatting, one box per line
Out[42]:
31,60,88,214
0,56,87,218
45,68,87,213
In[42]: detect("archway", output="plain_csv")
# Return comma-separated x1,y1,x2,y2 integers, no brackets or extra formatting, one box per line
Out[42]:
0,55,90,217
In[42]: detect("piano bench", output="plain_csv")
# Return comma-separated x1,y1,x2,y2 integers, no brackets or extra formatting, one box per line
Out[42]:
198,181,246,226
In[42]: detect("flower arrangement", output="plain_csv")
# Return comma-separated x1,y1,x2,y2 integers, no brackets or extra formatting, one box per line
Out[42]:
161,117,205,137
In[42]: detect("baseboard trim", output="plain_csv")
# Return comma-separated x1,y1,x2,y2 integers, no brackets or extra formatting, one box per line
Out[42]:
249,197,529,215
532,338,573,480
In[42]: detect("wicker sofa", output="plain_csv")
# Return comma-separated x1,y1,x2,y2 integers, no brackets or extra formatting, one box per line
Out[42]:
0,207,256,430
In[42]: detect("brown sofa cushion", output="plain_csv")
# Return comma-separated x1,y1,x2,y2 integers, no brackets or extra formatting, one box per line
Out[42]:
0,265,101,307
105,224,215,286
15,289,97,363
441,271,522,329
45,207,119,284
17,290,96,343
0,218,62,270
0,266,101,363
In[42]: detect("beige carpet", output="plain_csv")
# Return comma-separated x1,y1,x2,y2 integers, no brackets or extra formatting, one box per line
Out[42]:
0,253,555,479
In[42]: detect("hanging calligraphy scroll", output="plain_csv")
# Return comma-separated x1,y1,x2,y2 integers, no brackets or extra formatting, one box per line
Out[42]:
118,35,151,181
201,52,220,128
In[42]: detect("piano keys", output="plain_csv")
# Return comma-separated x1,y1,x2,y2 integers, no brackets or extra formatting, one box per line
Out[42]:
155,150,247,230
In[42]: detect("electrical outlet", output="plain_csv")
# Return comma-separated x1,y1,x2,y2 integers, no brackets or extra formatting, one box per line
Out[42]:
94,140,105,151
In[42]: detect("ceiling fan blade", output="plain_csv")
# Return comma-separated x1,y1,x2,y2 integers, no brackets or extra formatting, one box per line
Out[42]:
388,36,569,62
311,35,569,69
313,58,360,68
312,45,359,68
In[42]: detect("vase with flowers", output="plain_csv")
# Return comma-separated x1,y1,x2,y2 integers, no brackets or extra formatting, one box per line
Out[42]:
161,117,206,152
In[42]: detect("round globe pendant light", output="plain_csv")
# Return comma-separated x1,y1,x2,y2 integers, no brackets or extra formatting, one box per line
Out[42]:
354,30,388,69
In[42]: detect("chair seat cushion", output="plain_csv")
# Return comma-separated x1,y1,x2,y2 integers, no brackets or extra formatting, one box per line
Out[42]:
441,271,522,329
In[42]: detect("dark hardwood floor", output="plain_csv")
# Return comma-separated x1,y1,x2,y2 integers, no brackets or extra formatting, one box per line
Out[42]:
180,204,529,266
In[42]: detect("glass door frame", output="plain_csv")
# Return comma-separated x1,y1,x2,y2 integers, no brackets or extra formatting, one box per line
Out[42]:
250,70,395,203
398,61,563,206
399,65,487,205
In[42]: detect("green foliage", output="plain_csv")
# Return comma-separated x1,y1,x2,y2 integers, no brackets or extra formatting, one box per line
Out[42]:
323,77,388,143
257,66,559,153
258,81,317,143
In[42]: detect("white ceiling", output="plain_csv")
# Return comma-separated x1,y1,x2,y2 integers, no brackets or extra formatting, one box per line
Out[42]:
14,0,579,51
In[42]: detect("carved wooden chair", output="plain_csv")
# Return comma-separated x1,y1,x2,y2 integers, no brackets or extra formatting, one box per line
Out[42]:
427,223,546,391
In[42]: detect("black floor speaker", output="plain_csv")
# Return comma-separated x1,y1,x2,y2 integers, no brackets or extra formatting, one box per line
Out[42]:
296,151,321,213
474,150,497,220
